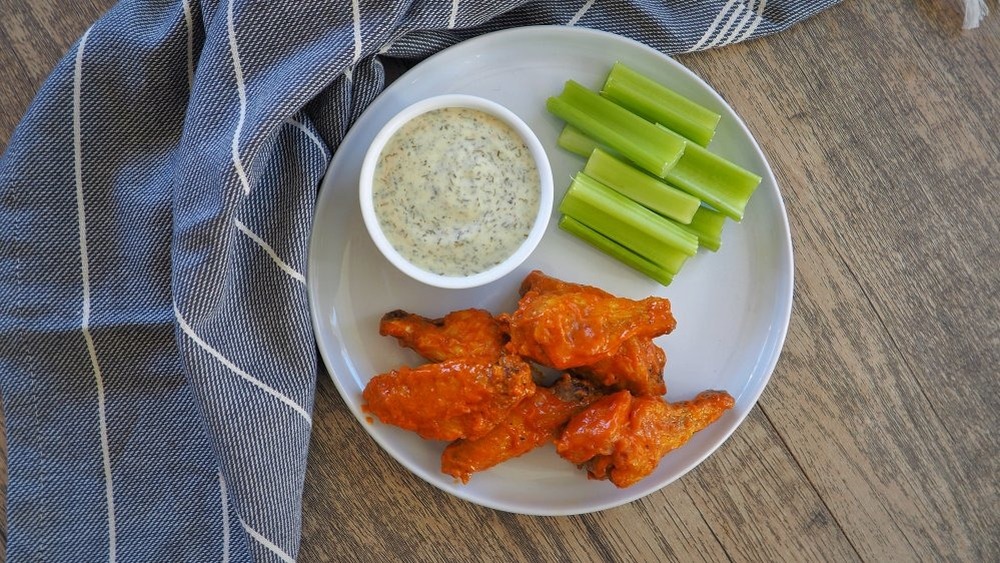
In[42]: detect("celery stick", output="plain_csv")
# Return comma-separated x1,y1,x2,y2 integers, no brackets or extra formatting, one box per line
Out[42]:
558,124,758,222
557,125,604,159
658,125,761,221
679,206,727,252
558,174,698,268
547,80,685,177
602,62,721,147
560,216,679,285
584,148,700,224
558,125,623,160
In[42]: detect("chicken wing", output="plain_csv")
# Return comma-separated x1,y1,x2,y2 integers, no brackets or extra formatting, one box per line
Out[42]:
441,375,603,482
379,308,505,363
557,390,734,488
501,271,676,370
518,269,605,298
571,337,667,396
554,390,632,464
362,353,535,442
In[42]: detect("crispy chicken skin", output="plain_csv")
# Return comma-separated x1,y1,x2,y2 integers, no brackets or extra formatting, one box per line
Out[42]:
572,338,667,396
362,354,535,442
379,308,505,363
518,269,602,297
554,390,632,464
501,270,676,370
558,390,734,488
441,375,603,482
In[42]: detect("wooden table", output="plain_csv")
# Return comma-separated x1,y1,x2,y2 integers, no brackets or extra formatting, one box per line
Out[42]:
2,1,997,560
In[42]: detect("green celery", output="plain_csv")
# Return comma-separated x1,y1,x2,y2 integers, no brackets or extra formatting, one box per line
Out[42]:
559,216,679,285
602,62,721,147
556,125,603,159
658,125,761,221
584,148,700,224
558,173,699,271
546,80,686,177
679,206,727,252
557,124,760,222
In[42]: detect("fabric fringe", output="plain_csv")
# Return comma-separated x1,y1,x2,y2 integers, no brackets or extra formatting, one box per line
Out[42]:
963,0,989,29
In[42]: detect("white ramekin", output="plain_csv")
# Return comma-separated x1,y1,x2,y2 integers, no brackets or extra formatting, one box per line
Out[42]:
359,94,553,289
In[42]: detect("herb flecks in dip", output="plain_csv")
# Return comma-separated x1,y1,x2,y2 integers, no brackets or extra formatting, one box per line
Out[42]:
372,107,541,277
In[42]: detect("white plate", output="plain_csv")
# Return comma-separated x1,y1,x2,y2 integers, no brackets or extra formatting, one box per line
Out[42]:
308,26,793,516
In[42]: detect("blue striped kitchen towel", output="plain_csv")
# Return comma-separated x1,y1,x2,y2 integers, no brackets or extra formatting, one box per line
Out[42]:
0,0,837,560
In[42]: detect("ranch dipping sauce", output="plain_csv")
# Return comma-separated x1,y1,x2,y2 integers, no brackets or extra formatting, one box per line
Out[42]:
372,107,541,277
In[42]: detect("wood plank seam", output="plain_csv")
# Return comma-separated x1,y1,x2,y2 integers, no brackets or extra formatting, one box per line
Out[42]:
579,514,621,563
681,486,734,563
756,403,863,560
830,247,949,434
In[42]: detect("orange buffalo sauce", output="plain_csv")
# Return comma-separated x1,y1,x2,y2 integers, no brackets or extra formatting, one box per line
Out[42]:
554,390,632,465
362,354,535,442
441,375,602,483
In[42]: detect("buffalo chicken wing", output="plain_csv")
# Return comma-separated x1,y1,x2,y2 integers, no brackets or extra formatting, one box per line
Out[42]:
557,390,735,488
362,353,535,442
504,271,675,380
571,337,667,396
379,308,505,363
441,375,603,482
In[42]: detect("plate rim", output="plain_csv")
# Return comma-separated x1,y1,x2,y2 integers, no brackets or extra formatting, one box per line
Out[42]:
307,24,795,516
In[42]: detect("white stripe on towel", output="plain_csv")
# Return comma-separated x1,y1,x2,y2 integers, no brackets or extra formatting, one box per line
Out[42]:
705,2,747,50
688,0,739,52
448,0,460,28
567,0,595,26
351,0,363,61
182,0,194,88
174,304,312,423
220,472,230,563
226,0,251,194
720,0,758,47
285,118,330,159
378,36,397,55
73,25,118,563
233,218,306,284
734,0,768,44
241,519,296,563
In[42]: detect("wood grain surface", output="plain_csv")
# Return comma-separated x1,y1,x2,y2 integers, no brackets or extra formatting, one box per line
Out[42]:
1,0,997,561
